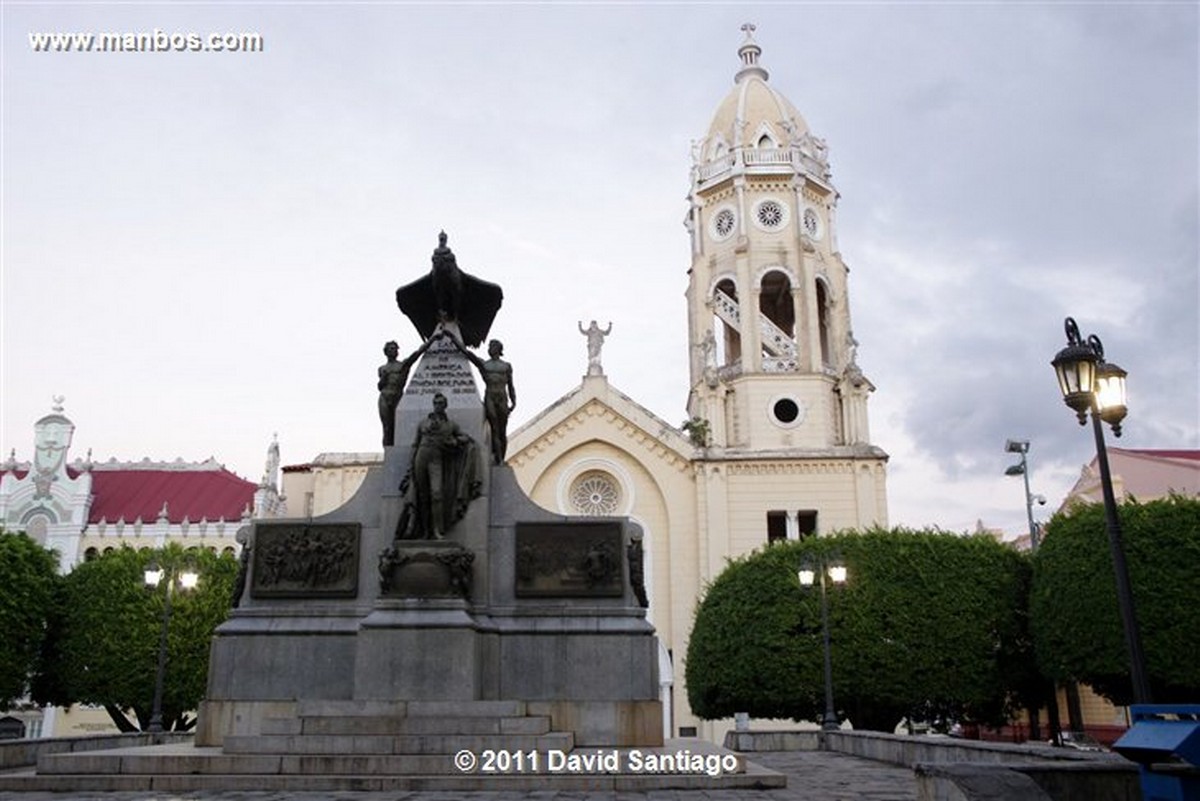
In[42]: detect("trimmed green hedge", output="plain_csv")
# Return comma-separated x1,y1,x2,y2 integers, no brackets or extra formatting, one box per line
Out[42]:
686,528,1033,732
1032,495,1200,705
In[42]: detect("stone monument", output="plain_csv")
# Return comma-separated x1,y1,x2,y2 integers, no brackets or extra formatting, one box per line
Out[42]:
199,233,662,748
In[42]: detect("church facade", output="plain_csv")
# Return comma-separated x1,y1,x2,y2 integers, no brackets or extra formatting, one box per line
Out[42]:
506,27,889,738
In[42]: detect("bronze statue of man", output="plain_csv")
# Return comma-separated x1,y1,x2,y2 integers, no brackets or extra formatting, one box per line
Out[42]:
407,392,479,539
450,335,516,465
377,338,434,446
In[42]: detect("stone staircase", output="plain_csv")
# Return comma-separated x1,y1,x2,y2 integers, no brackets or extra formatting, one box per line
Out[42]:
222,699,574,760
1,701,785,792
712,286,797,359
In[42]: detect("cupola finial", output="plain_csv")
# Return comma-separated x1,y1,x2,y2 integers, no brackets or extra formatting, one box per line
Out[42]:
735,23,769,83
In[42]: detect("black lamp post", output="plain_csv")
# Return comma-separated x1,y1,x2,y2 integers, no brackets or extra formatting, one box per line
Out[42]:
799,556,847,731
1051,317,1151,705
143,559,199,733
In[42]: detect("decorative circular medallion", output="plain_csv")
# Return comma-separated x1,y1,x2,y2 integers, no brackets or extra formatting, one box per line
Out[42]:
569,471,622,516
753,198,788,231
710,207,736,242
802,207,821,239
25,515,49,545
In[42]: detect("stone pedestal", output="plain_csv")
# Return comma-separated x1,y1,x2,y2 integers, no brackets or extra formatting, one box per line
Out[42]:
355,600,480,700
201,339,661,749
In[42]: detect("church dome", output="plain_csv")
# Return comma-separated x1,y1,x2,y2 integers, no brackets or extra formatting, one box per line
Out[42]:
693,25,830,187
705,28,808,150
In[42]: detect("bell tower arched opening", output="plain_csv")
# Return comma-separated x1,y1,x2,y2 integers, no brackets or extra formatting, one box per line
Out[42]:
759,270,796,371
712,278,741,368
816,278,832,369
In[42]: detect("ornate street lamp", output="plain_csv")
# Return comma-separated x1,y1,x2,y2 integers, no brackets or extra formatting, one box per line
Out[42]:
1051,317,1149,705
143,558,199,733
799,555,847,731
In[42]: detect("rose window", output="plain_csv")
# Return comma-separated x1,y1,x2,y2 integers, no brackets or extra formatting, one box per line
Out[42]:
712,208,736,240
803,208,820,238
756,200,786,229
570,471,621,516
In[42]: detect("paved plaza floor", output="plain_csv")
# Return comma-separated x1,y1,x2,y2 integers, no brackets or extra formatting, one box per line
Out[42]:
0,750,919,801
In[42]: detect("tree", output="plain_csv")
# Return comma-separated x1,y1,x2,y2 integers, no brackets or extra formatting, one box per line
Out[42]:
0,527,58,707
33,544,238,731
685,528,1034,732
1031,494,1200,705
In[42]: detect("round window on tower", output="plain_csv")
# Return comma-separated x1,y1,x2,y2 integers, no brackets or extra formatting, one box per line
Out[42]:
802,207,822,240
569,471,622,516
753,198,789,232
769,395,807,429
710,206,737,242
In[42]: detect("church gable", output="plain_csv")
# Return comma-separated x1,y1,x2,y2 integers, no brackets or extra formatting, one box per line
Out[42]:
509,378,693,474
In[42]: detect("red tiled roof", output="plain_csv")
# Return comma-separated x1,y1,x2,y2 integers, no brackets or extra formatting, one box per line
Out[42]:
1118,449,1200,462
88,469,256,524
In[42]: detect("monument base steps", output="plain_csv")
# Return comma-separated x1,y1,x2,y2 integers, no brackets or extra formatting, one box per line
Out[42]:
14,735,784,792
23,702,775,791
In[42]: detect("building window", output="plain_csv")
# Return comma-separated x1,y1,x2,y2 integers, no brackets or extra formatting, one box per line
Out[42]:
710,207,736,241
767,511,789,543
769,395,807,428
816,278,832,368
84,547,98,561
802,207,822,240
768,510,818,543
712,279,741,366
752,198,789,231
569,471,621,516
773,398,799,424
759,269,795,341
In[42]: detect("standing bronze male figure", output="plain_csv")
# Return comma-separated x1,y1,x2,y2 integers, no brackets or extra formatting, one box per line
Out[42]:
377,338,434,447
398,392,480,540
449,334,516,465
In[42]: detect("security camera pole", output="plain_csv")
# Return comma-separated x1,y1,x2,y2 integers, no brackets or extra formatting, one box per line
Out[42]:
1004,439,1040,550
1005,438,1062,745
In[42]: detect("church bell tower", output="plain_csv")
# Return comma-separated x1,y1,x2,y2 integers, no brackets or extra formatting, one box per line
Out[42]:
685,26,888,546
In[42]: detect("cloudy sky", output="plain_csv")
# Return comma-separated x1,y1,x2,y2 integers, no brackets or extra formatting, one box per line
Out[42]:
2,3,1196,536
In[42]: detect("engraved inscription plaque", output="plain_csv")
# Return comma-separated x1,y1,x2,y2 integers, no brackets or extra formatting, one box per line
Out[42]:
251,522,361,598
515,521,624,598
405,346,479,398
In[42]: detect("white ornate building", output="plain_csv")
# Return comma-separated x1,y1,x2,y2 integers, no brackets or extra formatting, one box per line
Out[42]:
0,399,283,737
285,28,890,741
